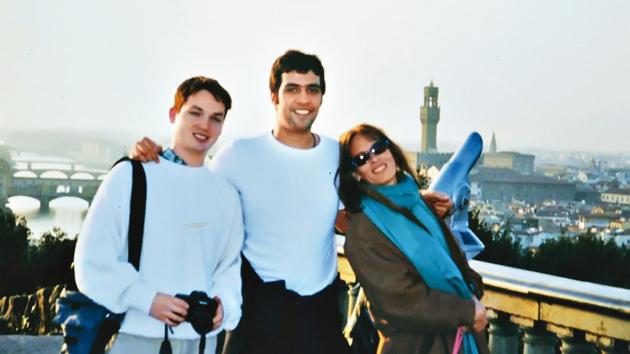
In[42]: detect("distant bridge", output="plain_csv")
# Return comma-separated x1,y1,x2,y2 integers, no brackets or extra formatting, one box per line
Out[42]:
1,157,107,212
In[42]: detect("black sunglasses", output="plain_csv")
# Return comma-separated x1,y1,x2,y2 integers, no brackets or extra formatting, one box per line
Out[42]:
350,139,390,169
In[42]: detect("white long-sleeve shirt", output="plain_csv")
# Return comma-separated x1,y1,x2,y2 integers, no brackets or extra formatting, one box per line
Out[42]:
74,157,244,340
210,132,340,295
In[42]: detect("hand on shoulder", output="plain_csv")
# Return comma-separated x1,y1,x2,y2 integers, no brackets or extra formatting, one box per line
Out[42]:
129,137,162,163
421,190,453,218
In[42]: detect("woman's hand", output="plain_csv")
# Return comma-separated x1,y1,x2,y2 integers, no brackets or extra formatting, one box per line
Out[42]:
472,296,488,333
420,190,453,218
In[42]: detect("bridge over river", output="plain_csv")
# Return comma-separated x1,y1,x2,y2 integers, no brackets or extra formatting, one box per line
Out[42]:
1,157,107,212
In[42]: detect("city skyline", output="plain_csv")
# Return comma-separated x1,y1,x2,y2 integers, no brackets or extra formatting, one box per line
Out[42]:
1,0,629,153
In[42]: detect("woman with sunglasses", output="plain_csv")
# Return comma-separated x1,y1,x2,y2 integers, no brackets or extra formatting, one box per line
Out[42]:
337,124,489,354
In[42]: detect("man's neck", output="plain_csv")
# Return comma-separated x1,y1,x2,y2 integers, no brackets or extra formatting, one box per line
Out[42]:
272,127,316,149
170,146,205,166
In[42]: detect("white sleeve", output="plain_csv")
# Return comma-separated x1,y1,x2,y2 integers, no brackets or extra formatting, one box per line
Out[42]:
209,189,244,332
209,142,237,186
74,162,158,315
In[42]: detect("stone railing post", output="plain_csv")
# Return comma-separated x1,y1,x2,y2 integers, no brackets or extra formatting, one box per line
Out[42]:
586,335,630,354
559,335,597,354
345,282,360,324
487,311,521,354
548,325,597,354
522,325,557,354
337,281,351,327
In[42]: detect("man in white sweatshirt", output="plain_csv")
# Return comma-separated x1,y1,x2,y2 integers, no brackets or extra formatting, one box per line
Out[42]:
74,76,244,354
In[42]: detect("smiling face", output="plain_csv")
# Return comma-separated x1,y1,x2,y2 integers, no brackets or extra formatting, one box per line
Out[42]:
169,90,226,166
350,134,398,186
272,70,323,134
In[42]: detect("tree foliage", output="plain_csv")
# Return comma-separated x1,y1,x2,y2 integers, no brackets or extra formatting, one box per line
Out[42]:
0,207,77,297
471,209,523,267
470,209,630,289
0,207,31,297
521,235,630,289
28,227,77,290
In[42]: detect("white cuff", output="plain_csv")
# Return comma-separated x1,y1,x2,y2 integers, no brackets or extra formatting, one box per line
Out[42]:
124,280,158,315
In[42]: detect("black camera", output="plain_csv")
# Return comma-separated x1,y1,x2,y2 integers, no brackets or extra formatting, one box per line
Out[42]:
175,291,218,335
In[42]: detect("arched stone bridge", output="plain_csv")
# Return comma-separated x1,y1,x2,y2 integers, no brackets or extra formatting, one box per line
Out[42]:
1,158,107,212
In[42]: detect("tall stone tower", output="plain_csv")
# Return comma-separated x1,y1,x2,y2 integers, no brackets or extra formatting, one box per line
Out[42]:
490,132,497,153
420,81,440,153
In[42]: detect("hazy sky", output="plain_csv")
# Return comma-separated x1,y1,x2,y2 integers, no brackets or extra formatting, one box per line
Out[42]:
1,0,629,153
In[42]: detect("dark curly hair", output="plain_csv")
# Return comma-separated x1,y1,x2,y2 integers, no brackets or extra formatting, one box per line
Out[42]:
269,49,326,97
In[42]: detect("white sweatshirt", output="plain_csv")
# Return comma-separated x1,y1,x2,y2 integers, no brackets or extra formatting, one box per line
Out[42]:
210,132,340,296
74,158,244,340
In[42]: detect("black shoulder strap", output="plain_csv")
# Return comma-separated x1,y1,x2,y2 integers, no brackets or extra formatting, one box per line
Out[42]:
112,157,147,271
360,185,430,234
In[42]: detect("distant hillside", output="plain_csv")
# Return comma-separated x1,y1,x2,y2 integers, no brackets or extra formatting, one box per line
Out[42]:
0,129,168,167
0,129,233,165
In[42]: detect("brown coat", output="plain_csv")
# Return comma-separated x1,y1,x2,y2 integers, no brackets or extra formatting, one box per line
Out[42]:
344,212,490,354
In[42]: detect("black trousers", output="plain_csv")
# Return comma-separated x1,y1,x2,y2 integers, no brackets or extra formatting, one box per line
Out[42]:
222,256,350,354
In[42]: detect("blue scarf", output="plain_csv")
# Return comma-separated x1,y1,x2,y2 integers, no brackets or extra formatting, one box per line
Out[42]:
361,175,478,354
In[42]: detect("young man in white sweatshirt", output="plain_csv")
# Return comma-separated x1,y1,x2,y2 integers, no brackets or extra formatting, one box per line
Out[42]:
74,76,244,354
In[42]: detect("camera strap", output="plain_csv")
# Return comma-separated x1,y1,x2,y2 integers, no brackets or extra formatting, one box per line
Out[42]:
159,321,208,354
199,335,206,354
159,324,173,354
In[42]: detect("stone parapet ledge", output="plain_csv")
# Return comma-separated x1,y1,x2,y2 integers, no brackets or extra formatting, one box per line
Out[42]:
469,260,630,342
0,335,63,354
